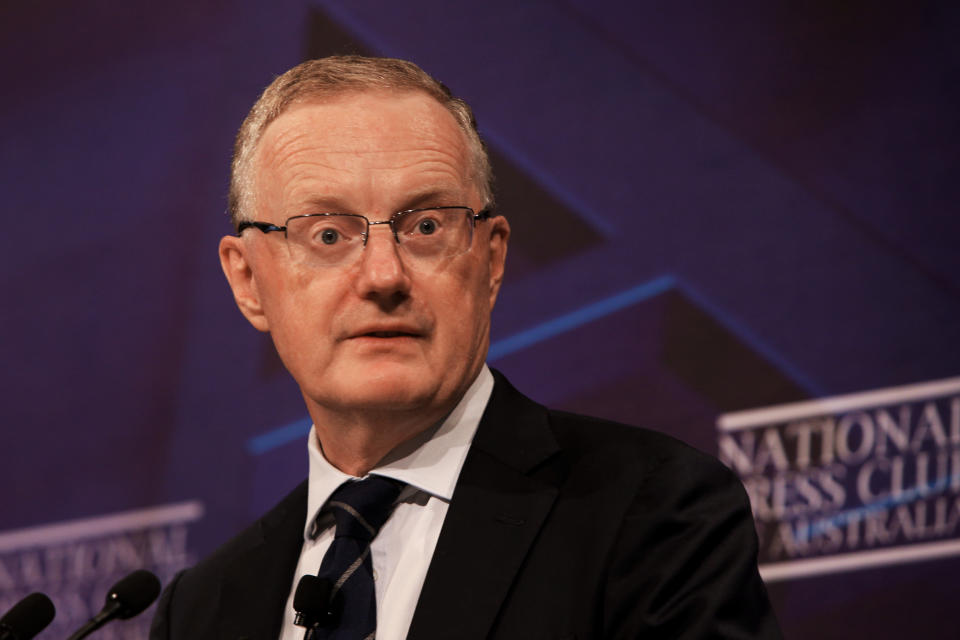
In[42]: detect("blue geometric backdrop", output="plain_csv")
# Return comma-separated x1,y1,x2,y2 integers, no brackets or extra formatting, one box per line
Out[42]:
2,1,957,638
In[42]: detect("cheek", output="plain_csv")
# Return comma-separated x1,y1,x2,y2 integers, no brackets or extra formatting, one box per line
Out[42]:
431,267,492,348
269,309,325,373
261,263,338,315
259,273,340,358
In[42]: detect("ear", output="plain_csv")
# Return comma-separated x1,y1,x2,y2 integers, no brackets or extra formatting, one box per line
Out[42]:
219,235,271,332
486,215,510,309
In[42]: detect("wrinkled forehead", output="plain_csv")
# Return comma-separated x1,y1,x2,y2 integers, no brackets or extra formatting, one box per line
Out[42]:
256,89,471,169
250,90,479,211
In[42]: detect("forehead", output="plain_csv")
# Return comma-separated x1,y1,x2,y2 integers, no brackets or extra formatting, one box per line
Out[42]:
252,90,474,211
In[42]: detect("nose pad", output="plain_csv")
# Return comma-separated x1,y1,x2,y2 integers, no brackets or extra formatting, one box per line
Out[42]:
355,222,409,296
361,222,401,254
362,220,399,246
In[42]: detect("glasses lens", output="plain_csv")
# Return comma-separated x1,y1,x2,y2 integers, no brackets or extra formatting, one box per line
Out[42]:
285,214,367,266
393,208,473,258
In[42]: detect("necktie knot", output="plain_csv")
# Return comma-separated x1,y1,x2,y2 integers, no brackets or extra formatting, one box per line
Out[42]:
327,475,403,541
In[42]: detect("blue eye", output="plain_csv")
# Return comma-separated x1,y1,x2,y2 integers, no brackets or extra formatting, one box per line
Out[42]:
417,218,438,235
319,228,339,245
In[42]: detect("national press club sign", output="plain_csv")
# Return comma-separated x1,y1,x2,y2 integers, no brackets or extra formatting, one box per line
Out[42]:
718,376,960,581
0,501,202,638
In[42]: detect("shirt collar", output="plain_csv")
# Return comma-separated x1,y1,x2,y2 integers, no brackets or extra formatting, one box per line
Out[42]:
303,365,494,539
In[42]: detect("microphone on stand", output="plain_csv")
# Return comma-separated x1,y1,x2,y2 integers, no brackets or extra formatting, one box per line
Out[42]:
65,569,161,640
293,575,334,639
0,592,55,640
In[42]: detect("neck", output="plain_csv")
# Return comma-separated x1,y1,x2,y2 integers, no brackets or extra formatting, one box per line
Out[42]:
307,404,450,476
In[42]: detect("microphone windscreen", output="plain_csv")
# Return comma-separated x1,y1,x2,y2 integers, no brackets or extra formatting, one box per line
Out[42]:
105,570,162,619
0,592,56,639
294,575,332,616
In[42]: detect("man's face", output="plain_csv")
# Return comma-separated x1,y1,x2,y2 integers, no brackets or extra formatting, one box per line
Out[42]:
220,90,508,423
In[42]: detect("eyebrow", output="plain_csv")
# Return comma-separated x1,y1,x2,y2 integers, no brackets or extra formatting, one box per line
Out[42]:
299,187,467,215
300,197,352,213
397,187,465,211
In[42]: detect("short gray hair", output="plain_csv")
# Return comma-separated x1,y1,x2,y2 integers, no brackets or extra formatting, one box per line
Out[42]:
229,56,493,225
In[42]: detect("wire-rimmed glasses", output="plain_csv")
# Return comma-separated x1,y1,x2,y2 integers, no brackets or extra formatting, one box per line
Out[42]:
237,206,492,267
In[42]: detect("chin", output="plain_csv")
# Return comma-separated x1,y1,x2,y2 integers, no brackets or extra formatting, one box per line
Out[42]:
324,363,446,411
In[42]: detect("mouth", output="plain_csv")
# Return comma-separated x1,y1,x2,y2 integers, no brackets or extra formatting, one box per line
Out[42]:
361,331,419,338
348,325,425,340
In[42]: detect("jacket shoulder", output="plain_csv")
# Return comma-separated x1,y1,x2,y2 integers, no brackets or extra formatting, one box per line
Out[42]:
546,408,735,480
150,482,307,640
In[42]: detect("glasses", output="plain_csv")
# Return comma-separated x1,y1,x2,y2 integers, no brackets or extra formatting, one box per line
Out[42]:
237,206,491,267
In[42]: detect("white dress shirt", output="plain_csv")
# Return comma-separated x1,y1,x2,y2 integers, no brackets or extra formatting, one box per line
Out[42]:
278,365,494,640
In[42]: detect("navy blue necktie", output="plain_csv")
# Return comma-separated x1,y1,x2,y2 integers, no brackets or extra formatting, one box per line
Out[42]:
312,476,403,640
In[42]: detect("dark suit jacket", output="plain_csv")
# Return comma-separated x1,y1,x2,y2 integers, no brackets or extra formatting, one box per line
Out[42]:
150,371,781,639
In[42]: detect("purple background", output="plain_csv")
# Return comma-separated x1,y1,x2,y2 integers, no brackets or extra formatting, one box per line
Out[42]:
3,1,958,637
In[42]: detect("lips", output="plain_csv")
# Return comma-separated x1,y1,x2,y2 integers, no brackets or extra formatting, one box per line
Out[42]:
348,324,425,339
363,330,418,338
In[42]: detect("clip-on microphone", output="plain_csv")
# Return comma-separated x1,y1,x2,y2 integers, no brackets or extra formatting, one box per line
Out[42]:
293,575,334,639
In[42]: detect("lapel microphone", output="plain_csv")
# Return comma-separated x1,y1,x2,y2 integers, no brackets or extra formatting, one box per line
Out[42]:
0,592,55,640
293,574,334,638
65,569,162,640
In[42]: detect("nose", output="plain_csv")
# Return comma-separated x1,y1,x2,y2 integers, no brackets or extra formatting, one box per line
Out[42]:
352,223,411,307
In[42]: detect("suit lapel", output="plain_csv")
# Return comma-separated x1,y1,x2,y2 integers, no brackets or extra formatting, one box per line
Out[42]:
408,371,560,640
216,482,307,640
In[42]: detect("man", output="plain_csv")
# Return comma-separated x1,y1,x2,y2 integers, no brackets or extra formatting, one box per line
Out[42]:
151,56,781,639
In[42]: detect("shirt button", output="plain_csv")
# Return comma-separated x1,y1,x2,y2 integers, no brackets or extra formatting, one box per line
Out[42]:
373,569,379,580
